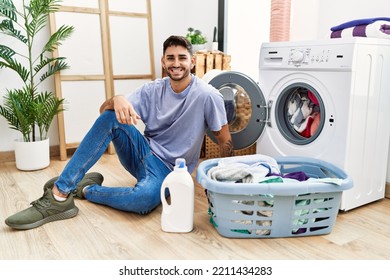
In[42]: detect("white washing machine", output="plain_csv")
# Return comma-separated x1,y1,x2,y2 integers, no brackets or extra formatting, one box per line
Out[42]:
205,38,390,211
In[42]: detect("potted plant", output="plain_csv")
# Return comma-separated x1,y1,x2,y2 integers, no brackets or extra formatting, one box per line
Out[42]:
0,0,74,170
185,27,207,52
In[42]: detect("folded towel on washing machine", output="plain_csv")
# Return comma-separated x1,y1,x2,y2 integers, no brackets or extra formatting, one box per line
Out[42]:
330,17,390,31
330,20,390,39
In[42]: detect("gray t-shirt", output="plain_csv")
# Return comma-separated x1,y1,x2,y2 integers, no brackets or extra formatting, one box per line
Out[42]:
126,75,227,173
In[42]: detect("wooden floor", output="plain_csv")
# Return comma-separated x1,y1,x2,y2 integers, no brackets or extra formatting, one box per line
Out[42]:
0,153,389,260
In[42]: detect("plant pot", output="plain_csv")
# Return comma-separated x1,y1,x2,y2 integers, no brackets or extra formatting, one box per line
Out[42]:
14,138,50,171
192,44,206,52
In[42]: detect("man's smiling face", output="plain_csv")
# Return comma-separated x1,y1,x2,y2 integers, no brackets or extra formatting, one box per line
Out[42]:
162,45,194,81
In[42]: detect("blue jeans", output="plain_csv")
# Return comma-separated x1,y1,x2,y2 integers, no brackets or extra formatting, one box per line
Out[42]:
55,110,171,214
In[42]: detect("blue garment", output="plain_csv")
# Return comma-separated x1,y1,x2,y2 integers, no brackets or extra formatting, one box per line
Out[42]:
55,75,227,213
127,75,227,173
330,17,390,31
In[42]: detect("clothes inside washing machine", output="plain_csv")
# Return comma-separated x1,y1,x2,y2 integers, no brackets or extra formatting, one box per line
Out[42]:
286,88,321,138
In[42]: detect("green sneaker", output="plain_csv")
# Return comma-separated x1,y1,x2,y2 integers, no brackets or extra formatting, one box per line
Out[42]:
5,188,79,230
43,172,104,199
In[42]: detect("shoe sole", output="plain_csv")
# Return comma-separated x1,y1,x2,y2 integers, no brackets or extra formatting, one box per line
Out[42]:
5,206,79,230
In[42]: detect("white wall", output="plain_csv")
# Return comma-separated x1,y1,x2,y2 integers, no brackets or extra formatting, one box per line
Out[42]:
290,0,320,40
224,0,271,81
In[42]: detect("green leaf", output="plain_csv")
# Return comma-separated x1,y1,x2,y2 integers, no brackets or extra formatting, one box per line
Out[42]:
0,44,16,59
185,27,207,44
39,58,69,82
44,24,74,52
0,52,29,82
33,91,65,139
0,19,28,43
0,0,17,21
0,88,35,141
33,56,65,76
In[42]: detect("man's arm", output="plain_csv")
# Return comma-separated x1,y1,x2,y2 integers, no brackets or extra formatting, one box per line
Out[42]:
99,97,116,113
211,124,234,158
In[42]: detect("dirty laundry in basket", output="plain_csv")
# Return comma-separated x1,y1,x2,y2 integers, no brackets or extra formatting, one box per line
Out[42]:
196,155,353,238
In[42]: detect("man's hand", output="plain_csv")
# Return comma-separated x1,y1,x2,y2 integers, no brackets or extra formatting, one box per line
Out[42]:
100,95,141,125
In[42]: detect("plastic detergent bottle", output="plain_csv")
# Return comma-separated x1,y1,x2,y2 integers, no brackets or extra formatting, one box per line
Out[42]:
160,158,194,233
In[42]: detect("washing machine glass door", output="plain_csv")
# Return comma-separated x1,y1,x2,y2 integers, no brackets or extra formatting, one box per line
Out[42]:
207,71,267,150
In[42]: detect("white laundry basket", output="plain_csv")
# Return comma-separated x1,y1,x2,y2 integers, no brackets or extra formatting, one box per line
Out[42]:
196,156,353,238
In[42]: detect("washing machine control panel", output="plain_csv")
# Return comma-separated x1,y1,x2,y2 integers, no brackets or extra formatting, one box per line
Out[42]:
288,48,331,67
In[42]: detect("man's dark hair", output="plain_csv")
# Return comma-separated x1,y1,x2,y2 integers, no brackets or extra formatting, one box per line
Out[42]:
163,35,193,55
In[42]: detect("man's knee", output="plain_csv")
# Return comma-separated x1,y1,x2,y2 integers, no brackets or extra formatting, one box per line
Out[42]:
131,186,161,215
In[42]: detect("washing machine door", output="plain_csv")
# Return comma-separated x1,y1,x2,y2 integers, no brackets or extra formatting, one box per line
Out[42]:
206,71,267,150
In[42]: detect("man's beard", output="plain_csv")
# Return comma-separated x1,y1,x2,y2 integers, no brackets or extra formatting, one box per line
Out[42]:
167,66,190,81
